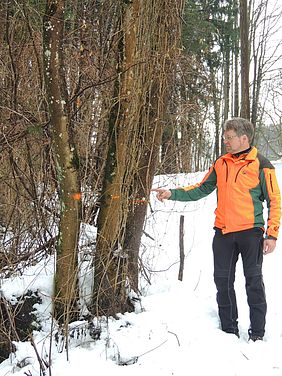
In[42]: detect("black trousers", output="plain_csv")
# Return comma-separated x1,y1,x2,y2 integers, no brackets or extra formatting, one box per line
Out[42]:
212,228,266,337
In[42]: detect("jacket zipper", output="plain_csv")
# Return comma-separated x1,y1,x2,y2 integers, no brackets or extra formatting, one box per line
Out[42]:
223,160,228,182
234,161,251,182
270,174,274,192
234,165,245,182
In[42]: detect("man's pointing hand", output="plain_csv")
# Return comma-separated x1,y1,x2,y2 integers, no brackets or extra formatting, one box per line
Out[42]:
151,188,172,202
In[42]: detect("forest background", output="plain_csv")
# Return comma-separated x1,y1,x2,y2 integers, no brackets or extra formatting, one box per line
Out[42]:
0,0,282,364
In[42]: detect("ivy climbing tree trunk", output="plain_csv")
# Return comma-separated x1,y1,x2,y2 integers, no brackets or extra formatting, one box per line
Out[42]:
43,0,81,324
92,0,184,315
92,0,140,317
123,0,184,292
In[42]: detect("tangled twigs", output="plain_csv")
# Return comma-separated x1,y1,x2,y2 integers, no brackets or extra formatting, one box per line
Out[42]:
30,336,50,376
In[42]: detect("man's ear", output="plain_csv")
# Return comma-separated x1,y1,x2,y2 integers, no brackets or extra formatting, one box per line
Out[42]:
242,135,249,144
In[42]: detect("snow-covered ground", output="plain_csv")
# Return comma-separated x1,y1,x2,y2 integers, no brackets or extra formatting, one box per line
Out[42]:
1,161,282,376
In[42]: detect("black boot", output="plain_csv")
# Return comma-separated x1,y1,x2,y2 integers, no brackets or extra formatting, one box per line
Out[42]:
248,329,263,342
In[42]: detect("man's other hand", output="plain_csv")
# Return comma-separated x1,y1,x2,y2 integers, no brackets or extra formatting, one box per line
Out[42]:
263,238,276,254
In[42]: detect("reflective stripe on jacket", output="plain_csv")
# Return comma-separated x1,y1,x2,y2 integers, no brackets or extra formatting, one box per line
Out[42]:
169,147,281,238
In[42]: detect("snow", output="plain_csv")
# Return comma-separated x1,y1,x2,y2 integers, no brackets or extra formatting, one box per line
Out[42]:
1,164,282,376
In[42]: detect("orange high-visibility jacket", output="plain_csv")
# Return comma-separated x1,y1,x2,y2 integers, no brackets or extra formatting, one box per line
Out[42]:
169,147,281,238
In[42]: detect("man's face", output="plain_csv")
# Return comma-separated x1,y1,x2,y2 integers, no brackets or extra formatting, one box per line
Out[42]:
223,130,249,154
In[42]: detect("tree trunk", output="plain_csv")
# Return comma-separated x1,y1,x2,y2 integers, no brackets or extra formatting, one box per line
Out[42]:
124,0,184,294
209,64,220,159
161,120,179,175
223,39,230,123
250,2,268,129
92,0,140,317
233,44,239,117
92,0,184,313
222,36,231,152
179,121,193,173
124,81,165,292
239,0,250,119
43,0,81,324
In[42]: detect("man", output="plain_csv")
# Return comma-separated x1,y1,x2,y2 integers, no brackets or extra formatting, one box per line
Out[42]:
153,117,281,341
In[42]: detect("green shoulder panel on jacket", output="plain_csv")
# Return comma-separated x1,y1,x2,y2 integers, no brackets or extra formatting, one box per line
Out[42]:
169,167,217,202
257,153,275,170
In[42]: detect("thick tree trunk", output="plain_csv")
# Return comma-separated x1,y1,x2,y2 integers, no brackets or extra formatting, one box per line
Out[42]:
124,82,165,292
43,0,81,324
92,0,184,313
92,0,140,317
123,0,184,294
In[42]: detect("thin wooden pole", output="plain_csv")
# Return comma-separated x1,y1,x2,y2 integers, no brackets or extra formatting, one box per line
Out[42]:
178,215,185,281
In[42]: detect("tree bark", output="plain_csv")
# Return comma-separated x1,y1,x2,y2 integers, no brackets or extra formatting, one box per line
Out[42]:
223,39,230,123
233,41,239,117
209,64,220,159
124,0,184,293
43,0,81,324
239,0,250,119
250,2,268,129
161,122,178,174
92,0,140,317
92,0,184,313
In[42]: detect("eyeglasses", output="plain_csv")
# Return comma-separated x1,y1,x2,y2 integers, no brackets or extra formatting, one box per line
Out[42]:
222,135,238,141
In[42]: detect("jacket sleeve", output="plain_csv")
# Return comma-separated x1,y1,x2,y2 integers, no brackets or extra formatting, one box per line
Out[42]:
260,167,281,239
169,166,217,202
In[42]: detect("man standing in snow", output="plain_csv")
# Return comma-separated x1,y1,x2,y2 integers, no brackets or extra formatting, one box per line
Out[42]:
152,117,281,341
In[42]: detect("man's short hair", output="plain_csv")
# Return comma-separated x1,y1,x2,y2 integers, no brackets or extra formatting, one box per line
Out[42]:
224,117,254,143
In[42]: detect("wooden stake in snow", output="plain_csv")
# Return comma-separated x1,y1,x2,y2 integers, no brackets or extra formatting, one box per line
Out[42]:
178,215,185,281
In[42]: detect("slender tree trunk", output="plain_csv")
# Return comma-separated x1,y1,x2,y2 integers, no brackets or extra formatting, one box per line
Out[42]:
161,121,178,174
178,79,193,173
251,2,268,129
209,64,220,159
180,121,192,173
223,39,230,123
222,37,231,152
43,0,81,324
0,7,4,43
5,2,19,112
240,0,250,119
232,0,240,118
234,47,239,117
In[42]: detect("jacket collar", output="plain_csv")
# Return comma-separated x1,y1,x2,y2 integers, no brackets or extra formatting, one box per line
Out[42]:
223,146,257,161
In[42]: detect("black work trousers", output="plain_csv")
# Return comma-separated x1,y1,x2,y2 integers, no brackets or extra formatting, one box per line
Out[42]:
212,228,266,337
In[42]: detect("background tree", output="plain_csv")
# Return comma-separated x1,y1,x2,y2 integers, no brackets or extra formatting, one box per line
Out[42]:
249,0,282,128
177,0,239,161
239,0,250,119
